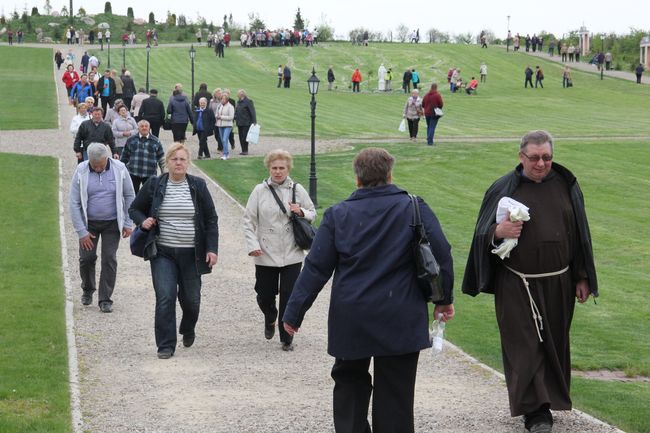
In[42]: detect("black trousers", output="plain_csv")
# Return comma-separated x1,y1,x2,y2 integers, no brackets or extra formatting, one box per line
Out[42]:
101,96,114,117
130,174,150,194
149,121,161,138
352,82,360,92
406,118,419,138
525,77,533,88
254,263,301,344
171,122,188,142
238,125,251,153
197,130,211,158
331,351,420,433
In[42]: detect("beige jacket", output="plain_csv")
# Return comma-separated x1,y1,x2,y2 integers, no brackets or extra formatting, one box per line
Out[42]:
244,177,317,267
216,102,234,127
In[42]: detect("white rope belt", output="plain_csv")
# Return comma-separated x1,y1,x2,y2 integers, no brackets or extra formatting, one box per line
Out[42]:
504,265,569,343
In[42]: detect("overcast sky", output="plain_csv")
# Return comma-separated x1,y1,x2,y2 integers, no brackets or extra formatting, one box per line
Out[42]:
2,0,649,39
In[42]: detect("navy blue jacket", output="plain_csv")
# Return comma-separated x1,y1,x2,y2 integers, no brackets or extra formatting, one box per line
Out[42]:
283,184,453,360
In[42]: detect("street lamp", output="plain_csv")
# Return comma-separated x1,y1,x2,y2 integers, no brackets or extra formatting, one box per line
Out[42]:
122,45,126,70
307,67,320,206
506,15,511,52
600,35,605,80
145,43,151,92
107,38,111,68
189,44,196,102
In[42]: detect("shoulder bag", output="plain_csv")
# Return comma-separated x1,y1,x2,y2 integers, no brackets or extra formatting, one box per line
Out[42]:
267,182,316,250
433,107,444,117
130,178,160,258
410,194,444,303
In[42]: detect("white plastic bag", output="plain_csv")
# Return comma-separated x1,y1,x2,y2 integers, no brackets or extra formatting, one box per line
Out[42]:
398,118,406,132
246,123,261,144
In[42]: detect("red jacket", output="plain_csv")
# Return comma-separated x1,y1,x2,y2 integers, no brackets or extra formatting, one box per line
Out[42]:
421,90,443,117
351,70,362,83
62,70,80,88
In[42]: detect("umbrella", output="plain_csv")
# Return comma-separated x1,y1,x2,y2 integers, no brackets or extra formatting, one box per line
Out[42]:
98,22,110,29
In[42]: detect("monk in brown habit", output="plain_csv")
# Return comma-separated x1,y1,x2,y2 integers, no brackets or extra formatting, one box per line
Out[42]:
462,130,598,433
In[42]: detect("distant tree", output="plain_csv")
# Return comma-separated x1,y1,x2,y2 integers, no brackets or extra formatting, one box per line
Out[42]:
476,29,495,44
0,14,5,25
78,7,86,16
127,7,134,19
60,5,68,17
12,8,20,20
427,28,449,43
148,12,155,24
195,13,206,27
222,14,228,31
53,25,62,40
126,21,132,31
395,24,409,42
31,7,39,16
44,0,52,15
454,32,473,44
294,7,304,30
166,12,176,26
104,1,112,14
177,14,187,27
21,11,29,23
316,24,334,42
228,13,233,28
208,21,214,32
248,12,265,31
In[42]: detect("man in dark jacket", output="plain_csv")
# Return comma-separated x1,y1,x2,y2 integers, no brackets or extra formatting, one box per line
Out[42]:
327,66,335,90
81,51,90,73
283,148,454,433
283,65,292,88
462,130,597,433
524,65,534,88
635,63,644,84
234,89,256,155
192,83,212,109
139,89,166,138
96,69,117,115
402,69,412,93
120,71,136,111
74,107,117,161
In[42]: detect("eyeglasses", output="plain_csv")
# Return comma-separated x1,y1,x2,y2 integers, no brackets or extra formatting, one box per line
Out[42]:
521,152,553,163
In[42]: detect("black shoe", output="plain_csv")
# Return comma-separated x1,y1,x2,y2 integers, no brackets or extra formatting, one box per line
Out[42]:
81,292,93,306
99,302,113,313
239,152,248,155
183,334,195,348
264,322,276,340
157,348,174,359
281,342,294,351
529,422,552,433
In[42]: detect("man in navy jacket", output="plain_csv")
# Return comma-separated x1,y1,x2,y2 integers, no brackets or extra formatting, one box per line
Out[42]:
283,148,454,433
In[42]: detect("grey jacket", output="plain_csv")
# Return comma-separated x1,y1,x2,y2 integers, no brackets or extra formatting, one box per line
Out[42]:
111,115,138,148
69,159,135,238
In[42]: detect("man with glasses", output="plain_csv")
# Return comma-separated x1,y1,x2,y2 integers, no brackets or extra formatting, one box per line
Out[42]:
462,130,598,433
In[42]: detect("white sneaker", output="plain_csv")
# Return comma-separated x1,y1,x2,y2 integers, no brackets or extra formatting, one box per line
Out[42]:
220,155,228,160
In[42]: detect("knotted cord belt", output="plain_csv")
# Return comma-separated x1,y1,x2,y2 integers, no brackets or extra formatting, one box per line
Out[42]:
504,265,569,343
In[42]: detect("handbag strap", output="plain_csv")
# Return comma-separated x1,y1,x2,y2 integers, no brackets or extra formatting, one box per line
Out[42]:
267,182,289,215
409,194,427,243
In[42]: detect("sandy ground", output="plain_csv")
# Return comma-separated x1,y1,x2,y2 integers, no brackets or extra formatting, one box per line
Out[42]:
0,43,626,433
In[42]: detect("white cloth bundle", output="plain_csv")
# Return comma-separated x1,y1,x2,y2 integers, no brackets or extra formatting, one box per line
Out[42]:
491,197,530,259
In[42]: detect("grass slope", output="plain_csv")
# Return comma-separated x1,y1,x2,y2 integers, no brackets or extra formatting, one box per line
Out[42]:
0,46,58,130
97,42,650,138
0,154,70,433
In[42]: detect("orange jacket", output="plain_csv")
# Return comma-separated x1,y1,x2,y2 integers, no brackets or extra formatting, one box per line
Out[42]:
351,70,362,83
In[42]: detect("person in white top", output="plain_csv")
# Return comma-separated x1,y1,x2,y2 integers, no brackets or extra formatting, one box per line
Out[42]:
70,102,90,137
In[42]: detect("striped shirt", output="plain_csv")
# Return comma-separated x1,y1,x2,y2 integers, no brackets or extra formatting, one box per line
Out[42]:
157,178,195,248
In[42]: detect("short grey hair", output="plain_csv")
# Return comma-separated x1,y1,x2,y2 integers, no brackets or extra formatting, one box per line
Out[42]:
520,130,554,153
237,89,247,98
137,119,150,127
87,142,110,162
199,97,208,105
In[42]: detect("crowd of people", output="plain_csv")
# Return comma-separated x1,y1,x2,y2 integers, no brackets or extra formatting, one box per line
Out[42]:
239,28,320,48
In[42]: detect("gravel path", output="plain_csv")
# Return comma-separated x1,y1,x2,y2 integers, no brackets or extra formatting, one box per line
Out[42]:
0,44,625,433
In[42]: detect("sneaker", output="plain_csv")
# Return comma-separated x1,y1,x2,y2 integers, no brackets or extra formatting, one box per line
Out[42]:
264,322,276,340
281,342,294,351
157,348,174,359
529,422,552,433
99,302,113,313
183,333,195,348
220,155,228,160
81,291,93,306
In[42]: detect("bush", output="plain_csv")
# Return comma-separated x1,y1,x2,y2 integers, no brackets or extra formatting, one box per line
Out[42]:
31,7,39,16
316,24,334,42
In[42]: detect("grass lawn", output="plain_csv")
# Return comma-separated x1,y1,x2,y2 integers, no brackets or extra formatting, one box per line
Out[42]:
100,42,650,139
0,154,70,433
197,138,650,433
0,47,58,130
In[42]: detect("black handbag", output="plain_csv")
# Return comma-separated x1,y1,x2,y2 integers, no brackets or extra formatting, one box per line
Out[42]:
410,194,444,303
129,226,148,257
267,182,316,250
162,117,172,130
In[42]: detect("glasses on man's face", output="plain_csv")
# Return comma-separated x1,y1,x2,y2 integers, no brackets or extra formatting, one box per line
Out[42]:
521,152,553,163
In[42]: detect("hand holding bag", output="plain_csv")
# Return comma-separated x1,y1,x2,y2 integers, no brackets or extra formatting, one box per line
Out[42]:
398,118,407,132
410,194,444,303
267,182,316,250
246,123,261,144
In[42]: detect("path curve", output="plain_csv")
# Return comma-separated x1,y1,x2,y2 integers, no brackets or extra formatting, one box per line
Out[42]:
0,43,626,433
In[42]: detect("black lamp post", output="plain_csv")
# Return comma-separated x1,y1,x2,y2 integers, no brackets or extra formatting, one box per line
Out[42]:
107,37,111,68
600,35,605,80
145,43,151,92
506,15,511,52
122,45,126,70
189,44,196,102
307,67,320,206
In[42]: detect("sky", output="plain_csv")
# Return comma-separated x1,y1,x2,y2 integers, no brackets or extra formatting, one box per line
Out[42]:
2,0,649,39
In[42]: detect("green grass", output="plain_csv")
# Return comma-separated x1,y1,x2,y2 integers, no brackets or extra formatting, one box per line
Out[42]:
0,46,57,130
0,154,70,433
197,138,650,433
96,42,650,139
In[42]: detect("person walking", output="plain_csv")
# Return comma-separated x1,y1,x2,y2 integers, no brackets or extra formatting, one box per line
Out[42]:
327,66,335,90
411,69,420,89
243,149,316,351
402,68,412,93
216,94,235,160
535,66,544,88
351,68,362,93
462,130,597,433
139,89,166,138
96,69,117,115
403,89,423,141
283,65,292,88
525,66,534,88
277,65,283,88
111,105,138,156
283,147,454,433
234,89,257,156
193,97,216,160
62,64,80,96
121,71,136,111
635,63,644,84
69,142,135,313
421,83,444,146
479,62,488,83
69,102,90,137
562,66,572,88
121,120,166,193
129,143,219,359
74,107,117,162
130,88,149,121
167,89,194,143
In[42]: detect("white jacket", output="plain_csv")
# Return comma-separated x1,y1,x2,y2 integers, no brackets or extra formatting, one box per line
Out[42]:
244,177,316,267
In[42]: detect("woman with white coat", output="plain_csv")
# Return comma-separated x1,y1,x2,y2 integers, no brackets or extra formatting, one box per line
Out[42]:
215,94,234,160
243,149,316,351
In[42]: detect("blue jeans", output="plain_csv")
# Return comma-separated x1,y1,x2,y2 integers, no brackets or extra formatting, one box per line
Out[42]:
425,116,439,145
219,127,232,157
150,245,202,353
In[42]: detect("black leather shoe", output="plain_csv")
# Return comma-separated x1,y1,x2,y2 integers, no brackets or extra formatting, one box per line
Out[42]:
157,349,174,359
529,422,552,433
264,322,276,340
281,342,294,351
183,334,195,348
81,292,92,305
239,152,248,155
99,302,113,313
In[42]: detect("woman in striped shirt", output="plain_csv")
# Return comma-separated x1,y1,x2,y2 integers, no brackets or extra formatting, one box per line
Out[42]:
129,143,219,359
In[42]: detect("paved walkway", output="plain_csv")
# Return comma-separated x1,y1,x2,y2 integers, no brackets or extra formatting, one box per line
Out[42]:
0,43,626,433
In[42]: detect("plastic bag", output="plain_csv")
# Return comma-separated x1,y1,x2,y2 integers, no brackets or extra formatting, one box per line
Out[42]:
246,123,260,144
398,118,406,132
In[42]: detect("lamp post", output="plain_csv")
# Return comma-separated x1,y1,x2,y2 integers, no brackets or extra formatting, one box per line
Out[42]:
506,15,511,52
107,38,111,68
307,67,320,206
122,45,126,70
189,44,196,102
600,35,605,80
145,43,151,92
